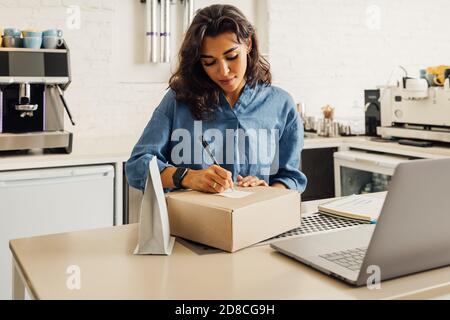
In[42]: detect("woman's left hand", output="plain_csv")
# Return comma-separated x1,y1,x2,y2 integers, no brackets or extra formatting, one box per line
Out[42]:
237,175,268,187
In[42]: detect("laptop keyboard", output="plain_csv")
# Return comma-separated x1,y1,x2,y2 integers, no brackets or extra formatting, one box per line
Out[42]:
320,247,367,272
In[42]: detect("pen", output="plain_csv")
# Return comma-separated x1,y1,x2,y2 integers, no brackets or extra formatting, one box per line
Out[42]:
200,136,235,190
200,135,220,166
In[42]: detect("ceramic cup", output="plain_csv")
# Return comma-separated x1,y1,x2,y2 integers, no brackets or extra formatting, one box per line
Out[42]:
3,35,22,48
43,36,63,49
4,27,21,37
43,29,63,37
23,36,43,49
22,30,43,38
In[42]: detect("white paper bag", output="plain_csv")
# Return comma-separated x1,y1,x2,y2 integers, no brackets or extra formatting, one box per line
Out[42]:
134,157,175,255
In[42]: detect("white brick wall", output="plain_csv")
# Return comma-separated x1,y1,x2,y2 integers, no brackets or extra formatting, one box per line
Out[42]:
1,0,449,138
0,0,256,140
0,0,167,140
268,0,450,132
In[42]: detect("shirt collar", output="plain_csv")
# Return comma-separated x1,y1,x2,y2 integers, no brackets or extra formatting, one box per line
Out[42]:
219,82,258,110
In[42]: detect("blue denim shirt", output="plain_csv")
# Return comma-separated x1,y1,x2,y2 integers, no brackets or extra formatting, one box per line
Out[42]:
125,83,307,192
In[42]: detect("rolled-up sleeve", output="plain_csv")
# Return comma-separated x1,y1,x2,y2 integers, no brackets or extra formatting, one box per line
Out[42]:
125,99,174,191
269,108,308,193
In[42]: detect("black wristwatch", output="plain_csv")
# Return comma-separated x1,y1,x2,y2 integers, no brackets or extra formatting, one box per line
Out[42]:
172,167,189,189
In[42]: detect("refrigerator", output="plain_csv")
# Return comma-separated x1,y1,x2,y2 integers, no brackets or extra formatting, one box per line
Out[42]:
0,165,115,300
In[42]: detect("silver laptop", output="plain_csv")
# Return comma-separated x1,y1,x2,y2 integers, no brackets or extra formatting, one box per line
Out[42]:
271,158,450,286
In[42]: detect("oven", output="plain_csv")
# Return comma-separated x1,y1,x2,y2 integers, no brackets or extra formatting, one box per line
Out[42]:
334,150,417,197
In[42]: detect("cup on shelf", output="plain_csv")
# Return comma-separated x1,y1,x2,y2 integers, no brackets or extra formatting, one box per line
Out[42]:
21,29,44,49
22,30,43,38
4,27,21,37
23,36,42,49
2,27,23,48
3,35,22,48
43,36,63,49
42,29,64,49
43,29,63,37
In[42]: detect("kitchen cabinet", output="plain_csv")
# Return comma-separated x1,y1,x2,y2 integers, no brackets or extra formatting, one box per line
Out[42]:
301,147,337,201
123,165,142,224
0,165,115,300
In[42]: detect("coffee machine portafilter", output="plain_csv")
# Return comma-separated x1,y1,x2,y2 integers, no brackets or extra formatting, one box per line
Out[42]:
15,83,38,118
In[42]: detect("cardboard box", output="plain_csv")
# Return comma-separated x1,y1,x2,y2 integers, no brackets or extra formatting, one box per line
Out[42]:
166,186,301,252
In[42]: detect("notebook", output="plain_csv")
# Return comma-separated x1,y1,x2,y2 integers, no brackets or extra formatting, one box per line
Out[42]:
318,192,387,223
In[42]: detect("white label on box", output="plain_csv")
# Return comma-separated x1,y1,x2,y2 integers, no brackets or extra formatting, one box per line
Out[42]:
215,189,253,199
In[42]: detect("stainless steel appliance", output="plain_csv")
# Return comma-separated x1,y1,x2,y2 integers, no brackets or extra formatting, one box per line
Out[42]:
0,42,74,153
377,75,450,143
333,150,414,197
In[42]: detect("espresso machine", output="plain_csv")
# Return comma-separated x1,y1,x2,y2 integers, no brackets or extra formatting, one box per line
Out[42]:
364,89,381,136
376,75,450,144
0,41,74,153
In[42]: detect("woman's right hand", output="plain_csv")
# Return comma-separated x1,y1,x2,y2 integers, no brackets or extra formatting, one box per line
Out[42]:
182,165,234,193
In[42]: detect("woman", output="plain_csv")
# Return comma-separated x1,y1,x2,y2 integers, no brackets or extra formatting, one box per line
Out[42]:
126,4,307,194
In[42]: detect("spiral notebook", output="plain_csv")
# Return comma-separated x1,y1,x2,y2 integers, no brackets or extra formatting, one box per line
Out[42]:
318,192,387,223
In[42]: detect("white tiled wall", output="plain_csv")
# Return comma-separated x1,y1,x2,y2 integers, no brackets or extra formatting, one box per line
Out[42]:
1,0,449,137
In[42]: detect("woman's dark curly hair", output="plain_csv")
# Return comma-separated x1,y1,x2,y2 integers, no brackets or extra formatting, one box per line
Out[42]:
169,4,271,120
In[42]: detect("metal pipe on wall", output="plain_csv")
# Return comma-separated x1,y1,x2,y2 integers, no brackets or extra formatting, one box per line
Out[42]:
151,0,158,63
183,0,195,32
145,0,158,63
163,0,171,63
159,0,165,63
143,0,187,64
187,0,194,27
182,0,187,31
